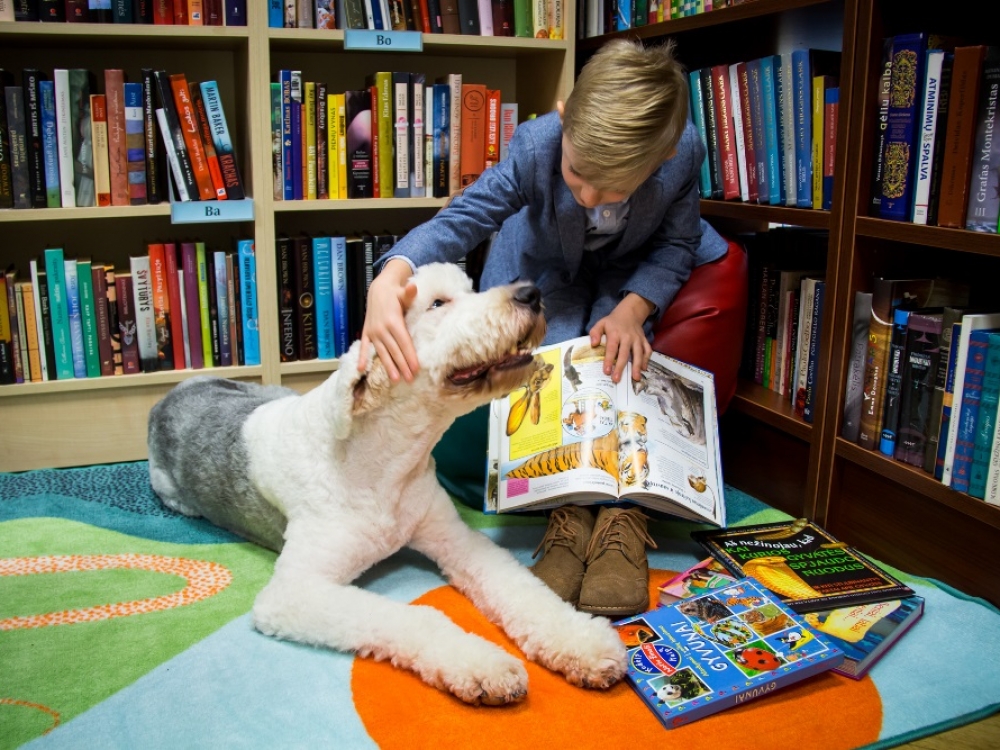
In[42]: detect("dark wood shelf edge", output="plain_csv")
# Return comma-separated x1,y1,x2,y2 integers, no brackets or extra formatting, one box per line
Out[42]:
836,439,1000,530
576,0,834,52
700,200,833,228
855,217,1000,256
730,380,813,441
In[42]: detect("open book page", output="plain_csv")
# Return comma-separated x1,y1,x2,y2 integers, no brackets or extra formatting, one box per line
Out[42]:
486,335,726,527
615,354,726,526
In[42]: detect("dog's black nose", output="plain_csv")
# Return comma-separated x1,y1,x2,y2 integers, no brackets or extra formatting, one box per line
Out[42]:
514,283,542,313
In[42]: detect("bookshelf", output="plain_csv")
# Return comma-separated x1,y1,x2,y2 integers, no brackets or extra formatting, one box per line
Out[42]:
581,0,1000,608
0,6,576,470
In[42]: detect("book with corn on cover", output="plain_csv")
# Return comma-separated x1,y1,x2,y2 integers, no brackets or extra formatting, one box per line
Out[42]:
691,519,913,613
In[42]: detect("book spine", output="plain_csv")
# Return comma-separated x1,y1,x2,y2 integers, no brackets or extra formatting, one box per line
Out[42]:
115,272,141,374
170,73,216,201
76,259,101,378
237,239,259,366
124,82,148,205
197,79,241,200
728,63,749,203
0,78,13,210
811,74,827,209
880,33,930,221
180,243,204,369
63,259,88,378
17,282,42,382
345,89,373,198
91,262,114,377
688,69,713,199
195,242,214,367
445,73,462,195
2,271,22,383
459,81,485,189
303,80,316,200
315,81,328,200
370,72,392,198
102,264,123,375
964,45,1000,233
292,236,317,361
822,86,838,210
141,68,166,204
878,306,910,457
155,108,190,202
951,330,992,492
335,92,347,199
411,73,426,196
5,85,29,209
212,250,231,366
760,55,782,205
189,83,227,200
432,83,450,198
43,247,74,379
277,236,297,361
331,235,349,356
104,69,130,207
395,72,413,196
778,52,797,206
129,253,158,372
204,252,220,366
227,251,241,364
710,64,739,201
290,71,303,200
90,94,112,206
312,235,335,359
857,279,896,451
53,69,75,208
37,79,60,208
969,332,1000,498
927,52,955,226
792,49,812,208
747,58,769,205
936,45,986,228
22,69,47,208
153,70,197,201
24,263,48,381
912,49,946,224
935,321,963,480
148,243,175,370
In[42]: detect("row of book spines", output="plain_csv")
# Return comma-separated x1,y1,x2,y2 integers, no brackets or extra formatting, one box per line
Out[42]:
272,0,560,38
870,37,1000,232
0,66,243,210
0,241,259,386
272,71,514,201
585,0,727,37
5,0,246,25
689,51,840,210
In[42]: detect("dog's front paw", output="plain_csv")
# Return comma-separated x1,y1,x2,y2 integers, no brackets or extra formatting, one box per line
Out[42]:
525,611,627,689
436,635,529,706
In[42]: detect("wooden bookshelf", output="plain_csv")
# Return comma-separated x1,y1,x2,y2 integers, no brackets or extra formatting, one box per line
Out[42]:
0,7,577,471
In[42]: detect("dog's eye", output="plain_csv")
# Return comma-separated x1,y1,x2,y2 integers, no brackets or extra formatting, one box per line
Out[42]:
429,298,447,309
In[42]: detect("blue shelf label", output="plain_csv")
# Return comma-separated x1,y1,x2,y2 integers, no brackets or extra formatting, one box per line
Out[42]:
344,29,423,52
171,199,255,224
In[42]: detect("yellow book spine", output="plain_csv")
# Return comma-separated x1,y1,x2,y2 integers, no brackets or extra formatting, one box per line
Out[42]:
335,93,348,200
196,242,213,367
376,72,394,198
327,94,339,201
305,81,317,200
812,75,825,209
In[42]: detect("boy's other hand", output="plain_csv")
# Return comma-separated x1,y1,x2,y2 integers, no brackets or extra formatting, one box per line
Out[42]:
359,259,420,382
590,293,654,384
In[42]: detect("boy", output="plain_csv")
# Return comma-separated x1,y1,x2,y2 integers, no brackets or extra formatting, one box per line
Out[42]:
360,40,730,616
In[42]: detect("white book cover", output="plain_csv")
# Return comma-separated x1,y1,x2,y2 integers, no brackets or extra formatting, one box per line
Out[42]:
0,0,15,22
477,0,493,34
53,69,76,208
912,49,946,225
486,336,725,526
177,269,192,369
729,63,749,203
156,109,190,202
986,390,1000,505
128,254,159,372
424,87,433,196
942,312,1000,486
393,74,410,197
793,276,823,411
411,75,425,197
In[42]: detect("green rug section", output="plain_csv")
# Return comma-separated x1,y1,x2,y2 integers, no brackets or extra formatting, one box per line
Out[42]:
0,517,276,749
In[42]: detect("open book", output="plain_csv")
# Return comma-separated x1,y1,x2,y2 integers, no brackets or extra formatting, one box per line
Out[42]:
485,335,725,526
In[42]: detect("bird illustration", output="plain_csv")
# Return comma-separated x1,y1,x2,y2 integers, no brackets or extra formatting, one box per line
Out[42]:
563,345,583,393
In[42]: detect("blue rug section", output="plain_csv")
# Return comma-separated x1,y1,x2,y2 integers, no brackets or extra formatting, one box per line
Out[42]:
0,462,241,545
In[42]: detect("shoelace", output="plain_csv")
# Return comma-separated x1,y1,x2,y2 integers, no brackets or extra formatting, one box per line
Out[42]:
585,509,658,566
531,507,587,560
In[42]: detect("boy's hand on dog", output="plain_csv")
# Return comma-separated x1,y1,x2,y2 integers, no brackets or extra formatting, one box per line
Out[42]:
590,293,654,383
360,259,420,382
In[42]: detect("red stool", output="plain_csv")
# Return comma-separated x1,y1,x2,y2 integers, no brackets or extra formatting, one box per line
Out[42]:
651,238,748,415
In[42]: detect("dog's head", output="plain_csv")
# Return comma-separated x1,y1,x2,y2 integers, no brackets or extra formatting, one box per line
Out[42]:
332,263,546,438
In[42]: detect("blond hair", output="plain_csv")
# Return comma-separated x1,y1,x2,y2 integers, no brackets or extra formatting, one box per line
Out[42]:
562,39,688,193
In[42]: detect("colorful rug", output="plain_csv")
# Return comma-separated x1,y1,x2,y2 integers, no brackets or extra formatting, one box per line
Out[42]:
2,462,999,749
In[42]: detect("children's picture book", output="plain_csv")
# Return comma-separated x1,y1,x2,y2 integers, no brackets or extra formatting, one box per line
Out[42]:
657,557,738,606
614,577,844,730
692,518,914,613
484,335,724,525
802,595,924,679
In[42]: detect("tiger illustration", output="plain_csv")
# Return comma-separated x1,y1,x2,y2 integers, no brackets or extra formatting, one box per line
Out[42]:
620,446,649,487
506,433,619,482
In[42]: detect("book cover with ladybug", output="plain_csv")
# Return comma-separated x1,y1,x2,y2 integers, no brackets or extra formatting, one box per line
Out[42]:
613,578,844,729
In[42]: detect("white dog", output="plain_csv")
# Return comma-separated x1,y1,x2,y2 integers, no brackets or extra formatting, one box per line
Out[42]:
147,263,627,705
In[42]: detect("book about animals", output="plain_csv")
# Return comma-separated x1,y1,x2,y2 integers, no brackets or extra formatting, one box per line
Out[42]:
657,557,738,607
613,577,844,730
485,335,725,526
802,595,924,679
692,519,914,613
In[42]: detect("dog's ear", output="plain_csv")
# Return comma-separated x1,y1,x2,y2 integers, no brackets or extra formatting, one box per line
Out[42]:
330,342,393,440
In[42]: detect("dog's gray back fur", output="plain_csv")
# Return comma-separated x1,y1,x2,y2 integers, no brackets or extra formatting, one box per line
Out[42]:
148,375,294,551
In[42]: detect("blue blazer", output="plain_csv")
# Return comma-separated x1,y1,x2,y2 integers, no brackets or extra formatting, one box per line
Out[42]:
380,111,728,319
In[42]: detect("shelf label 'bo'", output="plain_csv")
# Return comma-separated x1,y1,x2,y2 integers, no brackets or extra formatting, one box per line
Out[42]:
345,30,423,53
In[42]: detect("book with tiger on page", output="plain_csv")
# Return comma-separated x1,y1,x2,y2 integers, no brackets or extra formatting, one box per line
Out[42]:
484,335,725,526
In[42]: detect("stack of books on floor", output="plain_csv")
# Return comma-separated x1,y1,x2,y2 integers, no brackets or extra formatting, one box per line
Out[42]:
615,518,924,728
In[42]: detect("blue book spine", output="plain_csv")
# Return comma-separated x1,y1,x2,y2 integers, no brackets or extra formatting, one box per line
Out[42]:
432,83,450,199
226,0,247,25
39,80,61,208
237,239,260,366
879,306,911,456
268,0,283,26
935,322,963,481
792,48,813,208
689,70,713,199
312,236,335,360
803,280,825,423
291,71,303,201
823,86,839,210
616,0,631,31
331,235,350,356
63,259,87,379
879,33,930,222
970,332,1000,498
124,82,147,206
43,247,75,379
747,58,769,205
760,55,783,205
953,329,999,492
280,70,294,200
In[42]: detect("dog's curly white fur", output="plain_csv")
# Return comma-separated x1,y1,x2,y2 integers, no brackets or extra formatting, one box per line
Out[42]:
147,263,626,705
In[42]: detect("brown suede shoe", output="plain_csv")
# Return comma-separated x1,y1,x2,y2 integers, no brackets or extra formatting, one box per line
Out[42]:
531,505,596,605
577,506,657,617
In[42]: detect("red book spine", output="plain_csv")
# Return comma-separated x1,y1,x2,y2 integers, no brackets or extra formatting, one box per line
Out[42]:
169,73,217,201
190,85,227,199
163,243,187,369
737,61,759,204
154,0,174,23
180,242,205,369
104,69,130,207
114,273,141,375
711,63,740,200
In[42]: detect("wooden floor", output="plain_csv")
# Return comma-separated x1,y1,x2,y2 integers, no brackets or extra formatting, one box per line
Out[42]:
897,710,1000,749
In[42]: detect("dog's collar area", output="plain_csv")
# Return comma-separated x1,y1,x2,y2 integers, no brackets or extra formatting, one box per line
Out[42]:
448,351,535,385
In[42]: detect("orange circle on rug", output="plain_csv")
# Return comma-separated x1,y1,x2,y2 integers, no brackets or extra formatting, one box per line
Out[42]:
353,571,882,749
